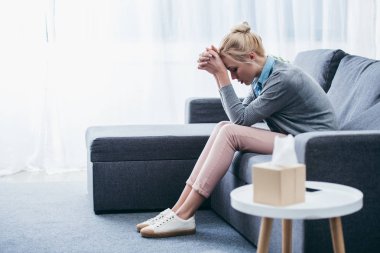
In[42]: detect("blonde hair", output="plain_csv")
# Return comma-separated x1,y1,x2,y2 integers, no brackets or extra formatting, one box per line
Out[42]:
219,22,265,62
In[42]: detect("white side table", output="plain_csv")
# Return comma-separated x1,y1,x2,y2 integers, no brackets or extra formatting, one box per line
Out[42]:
230,181,363,253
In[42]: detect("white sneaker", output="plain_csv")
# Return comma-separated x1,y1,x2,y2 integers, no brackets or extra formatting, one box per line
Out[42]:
136,208,172,232
140,212,196,238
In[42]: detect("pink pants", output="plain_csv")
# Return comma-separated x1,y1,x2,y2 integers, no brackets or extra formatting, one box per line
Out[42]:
186,121,285,198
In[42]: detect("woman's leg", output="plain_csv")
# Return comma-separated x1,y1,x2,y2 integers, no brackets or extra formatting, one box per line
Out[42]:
171,185,192,212
171,121,232,212
176,124,285,219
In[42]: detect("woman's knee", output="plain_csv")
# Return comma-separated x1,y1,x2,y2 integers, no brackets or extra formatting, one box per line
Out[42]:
215,121,231,128
217,124,238,145
219,123,239,136
218,124,248,149
213,121,232,133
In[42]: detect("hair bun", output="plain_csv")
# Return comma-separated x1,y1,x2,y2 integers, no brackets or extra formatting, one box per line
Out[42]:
231,22,251,34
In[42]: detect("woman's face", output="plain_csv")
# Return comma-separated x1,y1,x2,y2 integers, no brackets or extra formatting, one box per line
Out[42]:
221,54,259,86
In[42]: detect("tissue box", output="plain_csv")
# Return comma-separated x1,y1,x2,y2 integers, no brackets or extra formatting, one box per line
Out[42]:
253,162,306,206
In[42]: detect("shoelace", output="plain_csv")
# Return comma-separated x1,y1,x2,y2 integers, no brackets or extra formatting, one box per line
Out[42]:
154,215,175,228
146,211,166,223
147,213,164,222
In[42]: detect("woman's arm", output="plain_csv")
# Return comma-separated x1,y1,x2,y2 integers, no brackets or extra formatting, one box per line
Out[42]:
197,46,254,122
220,72,293,126
197,46,230,89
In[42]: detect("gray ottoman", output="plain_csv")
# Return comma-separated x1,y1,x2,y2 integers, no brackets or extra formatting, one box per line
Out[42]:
86,124,215,214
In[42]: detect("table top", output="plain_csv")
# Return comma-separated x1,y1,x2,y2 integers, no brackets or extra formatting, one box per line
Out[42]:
230,181,363,220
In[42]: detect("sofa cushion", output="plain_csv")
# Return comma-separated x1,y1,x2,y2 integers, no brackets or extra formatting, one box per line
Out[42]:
341,103,380,130
92,136,209,162
185,97,244,124
185,98,229,123
229,152,272,184
293,49,346,92
89,124,215,162
327,55,380,130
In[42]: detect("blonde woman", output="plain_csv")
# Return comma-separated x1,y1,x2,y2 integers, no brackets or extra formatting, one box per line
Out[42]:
137,22,337,238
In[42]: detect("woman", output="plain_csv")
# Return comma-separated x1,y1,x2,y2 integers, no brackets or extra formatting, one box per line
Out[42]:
136,22,337,238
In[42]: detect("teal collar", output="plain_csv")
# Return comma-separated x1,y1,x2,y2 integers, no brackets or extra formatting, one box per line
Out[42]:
252,56,275,96
257,56,275,86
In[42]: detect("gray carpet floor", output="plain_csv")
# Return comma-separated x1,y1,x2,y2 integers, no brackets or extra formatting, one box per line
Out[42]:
0,181,256,253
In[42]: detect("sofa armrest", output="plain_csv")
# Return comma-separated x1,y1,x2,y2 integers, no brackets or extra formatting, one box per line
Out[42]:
294,130,380,249
294,129,380,188
185,97,229,123
295,130,380,166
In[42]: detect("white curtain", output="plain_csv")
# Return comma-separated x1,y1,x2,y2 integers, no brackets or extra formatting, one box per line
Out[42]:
0,0,379,176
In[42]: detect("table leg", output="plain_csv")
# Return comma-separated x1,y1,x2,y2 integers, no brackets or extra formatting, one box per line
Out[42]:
257,217,273,253
282,219,292,253
329,217,346,253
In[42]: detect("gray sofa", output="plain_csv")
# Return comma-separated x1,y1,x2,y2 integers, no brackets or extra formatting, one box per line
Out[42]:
86,49,380,252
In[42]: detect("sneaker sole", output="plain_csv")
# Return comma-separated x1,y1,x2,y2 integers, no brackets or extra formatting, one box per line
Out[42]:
141,228,196,238
136,224,149,232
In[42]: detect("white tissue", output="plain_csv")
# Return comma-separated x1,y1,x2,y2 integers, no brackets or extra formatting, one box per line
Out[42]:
271,135,298,166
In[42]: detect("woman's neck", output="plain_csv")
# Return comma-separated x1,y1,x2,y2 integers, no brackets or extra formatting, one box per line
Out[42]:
256,55,267,69
254,55,267,77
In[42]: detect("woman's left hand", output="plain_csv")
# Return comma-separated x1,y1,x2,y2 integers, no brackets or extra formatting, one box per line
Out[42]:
197,46,227,76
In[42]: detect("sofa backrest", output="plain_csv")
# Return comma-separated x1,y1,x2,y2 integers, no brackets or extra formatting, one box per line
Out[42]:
327,55,380,130
293,49,346,92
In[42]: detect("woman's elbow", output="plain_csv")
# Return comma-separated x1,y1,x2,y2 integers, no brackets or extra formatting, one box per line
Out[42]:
232,117,251,126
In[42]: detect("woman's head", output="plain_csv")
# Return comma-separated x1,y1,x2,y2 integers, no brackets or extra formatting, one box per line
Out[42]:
218,22,266,85
219,22,265,62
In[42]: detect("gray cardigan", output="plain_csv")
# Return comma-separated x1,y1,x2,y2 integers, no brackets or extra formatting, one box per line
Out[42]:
219,60,338,135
